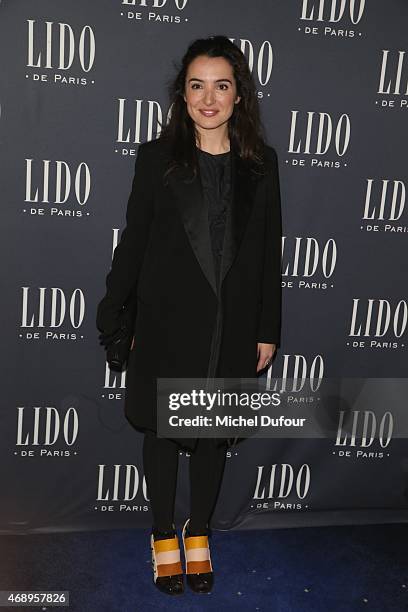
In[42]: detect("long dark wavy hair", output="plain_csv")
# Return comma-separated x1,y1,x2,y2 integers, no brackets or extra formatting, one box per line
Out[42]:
159,35,267,182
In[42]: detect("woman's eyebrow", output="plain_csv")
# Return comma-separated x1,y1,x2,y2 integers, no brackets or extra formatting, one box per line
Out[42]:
188,77,232,84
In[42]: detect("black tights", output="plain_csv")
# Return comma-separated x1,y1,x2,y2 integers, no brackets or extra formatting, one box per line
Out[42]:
142,432,228,534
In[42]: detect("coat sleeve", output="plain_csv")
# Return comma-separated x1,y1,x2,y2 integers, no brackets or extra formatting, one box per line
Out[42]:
96,143,155,334
256,146,282,345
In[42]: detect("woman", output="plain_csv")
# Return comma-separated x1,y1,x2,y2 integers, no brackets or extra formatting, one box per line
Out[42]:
96,35,282,596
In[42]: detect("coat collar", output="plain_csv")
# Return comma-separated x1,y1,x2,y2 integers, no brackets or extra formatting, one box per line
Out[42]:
167,142,261,296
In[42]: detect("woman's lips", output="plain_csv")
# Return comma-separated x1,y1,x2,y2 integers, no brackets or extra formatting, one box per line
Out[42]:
199,110,219,117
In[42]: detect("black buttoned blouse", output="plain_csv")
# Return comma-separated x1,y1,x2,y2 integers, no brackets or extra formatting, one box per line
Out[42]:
196,148,232,293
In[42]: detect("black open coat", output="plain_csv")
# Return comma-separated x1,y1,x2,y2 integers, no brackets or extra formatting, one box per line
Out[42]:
96,137,282,451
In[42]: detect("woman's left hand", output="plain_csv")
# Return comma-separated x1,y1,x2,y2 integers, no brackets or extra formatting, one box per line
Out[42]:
256,342,276,373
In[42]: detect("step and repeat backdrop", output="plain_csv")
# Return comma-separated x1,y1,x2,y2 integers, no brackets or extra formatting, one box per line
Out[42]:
1,1,407,534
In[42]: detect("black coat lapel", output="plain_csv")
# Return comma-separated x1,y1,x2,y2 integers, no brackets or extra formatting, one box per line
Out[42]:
167,144,259,296
168,160,218,294
220,148,259,289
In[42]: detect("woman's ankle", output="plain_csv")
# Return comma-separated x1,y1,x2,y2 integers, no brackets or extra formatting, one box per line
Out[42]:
185,522,209,536
152,525,176,540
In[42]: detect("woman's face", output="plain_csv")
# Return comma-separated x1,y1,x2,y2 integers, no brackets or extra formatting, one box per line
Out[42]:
183,55,241,137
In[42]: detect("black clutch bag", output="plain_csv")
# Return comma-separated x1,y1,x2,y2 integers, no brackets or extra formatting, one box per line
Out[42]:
98,291,138,372
103,324,133,372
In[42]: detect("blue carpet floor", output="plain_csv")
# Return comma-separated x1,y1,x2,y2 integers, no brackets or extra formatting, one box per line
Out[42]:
1,523,407,611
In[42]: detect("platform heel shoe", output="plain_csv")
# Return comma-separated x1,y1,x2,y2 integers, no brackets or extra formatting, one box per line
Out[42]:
150,526,184,595
182,518,214,593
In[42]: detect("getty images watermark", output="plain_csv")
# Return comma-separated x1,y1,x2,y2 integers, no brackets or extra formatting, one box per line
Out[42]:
156,377,408,440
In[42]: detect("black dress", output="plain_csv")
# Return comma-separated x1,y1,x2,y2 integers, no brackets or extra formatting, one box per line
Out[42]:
194,148,233,449
196,148,232,293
